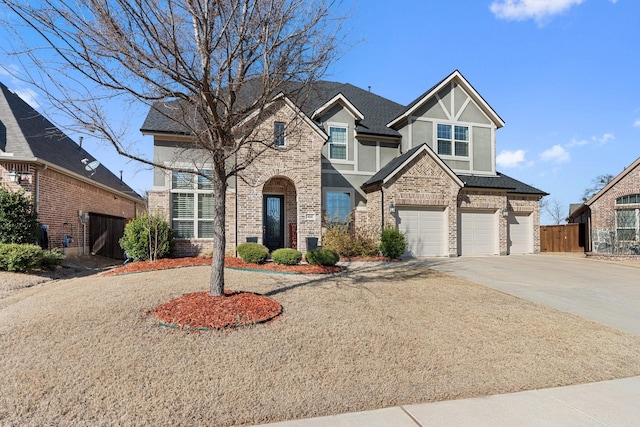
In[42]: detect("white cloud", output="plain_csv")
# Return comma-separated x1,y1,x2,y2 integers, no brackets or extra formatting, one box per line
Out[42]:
566,138,588,147
593,133,614,145
14,88,41,108
634,120,640,127
0,65,41,108
496,149,527,168
540,144,570,163
490,0,585,22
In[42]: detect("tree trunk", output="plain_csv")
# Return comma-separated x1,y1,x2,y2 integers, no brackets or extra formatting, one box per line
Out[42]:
209,163,227,296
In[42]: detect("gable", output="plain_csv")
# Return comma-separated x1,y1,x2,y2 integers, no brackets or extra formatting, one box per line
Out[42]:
587,157,640,207
388,70,504,129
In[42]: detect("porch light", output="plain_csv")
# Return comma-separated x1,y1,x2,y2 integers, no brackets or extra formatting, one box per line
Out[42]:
9,169,18,183
389,203,396,215
502,208,509,217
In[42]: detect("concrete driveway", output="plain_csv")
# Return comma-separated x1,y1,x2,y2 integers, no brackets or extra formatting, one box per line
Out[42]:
423,254,640,336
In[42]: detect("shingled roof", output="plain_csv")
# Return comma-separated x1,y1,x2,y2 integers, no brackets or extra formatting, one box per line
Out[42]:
140,81,406,139
361,143,547,195
0,82,141,201
457,173,547,195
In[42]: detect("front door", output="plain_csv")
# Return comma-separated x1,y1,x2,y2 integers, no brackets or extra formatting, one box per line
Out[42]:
263,195,285,251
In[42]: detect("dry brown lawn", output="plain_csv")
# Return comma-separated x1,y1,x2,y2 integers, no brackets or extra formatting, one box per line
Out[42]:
2,262,640,426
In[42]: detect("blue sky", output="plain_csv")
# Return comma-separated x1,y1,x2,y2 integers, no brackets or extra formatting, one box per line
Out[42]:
2,0,639,224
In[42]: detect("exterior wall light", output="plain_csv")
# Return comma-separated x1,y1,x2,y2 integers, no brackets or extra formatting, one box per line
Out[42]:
389,202,396,215
502,208,509,217
9,169,18,183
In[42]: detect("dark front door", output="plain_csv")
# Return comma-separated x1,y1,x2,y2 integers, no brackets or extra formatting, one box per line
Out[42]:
263,195,285,251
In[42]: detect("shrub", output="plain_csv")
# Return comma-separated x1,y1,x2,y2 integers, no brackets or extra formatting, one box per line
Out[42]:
271,248,302,265
236,242,269,264
0,243,43,272
321,224,379,257
39,248,65,270
305,248,339,266
379,227,407,259
119,214,174,262
0,188,39,244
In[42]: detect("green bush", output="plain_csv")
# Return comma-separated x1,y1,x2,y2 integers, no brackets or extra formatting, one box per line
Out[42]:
305,248,339,266
0,243,43,272
236,242,269,264
0,188,39,244
119,214,174,262
379,227,407,259
39,248,64,270
271,248,302,265
321,224,379,257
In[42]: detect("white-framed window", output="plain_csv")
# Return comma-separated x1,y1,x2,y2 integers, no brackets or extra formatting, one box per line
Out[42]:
171,169,214,239
328,126,348,160
323,188,354,224
616,209,639,242
437,123,469,157
274,122,285,147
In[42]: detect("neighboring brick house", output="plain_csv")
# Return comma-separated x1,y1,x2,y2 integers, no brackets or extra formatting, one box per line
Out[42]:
568,157,640,254
0,82,143,258
142,70,546,257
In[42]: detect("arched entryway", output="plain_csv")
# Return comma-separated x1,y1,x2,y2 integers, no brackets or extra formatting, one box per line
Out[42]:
262,177,298,251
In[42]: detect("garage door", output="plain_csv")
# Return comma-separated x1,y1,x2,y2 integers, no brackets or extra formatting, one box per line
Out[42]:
508,213,532,254
397,207,446,257
459,210,498,256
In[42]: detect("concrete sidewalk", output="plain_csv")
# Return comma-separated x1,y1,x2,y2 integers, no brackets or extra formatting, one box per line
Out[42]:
258,375,640,426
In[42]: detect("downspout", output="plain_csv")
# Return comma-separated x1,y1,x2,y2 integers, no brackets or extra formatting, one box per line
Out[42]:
235,151,238,257
381,186,385,233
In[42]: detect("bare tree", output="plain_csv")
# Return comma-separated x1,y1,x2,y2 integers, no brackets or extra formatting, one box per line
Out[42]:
540,196,566,225
2,0,344,295
582,174,614,202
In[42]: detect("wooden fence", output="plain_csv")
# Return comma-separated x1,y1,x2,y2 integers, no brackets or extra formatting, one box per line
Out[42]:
89,213,126,259
540,223,585,253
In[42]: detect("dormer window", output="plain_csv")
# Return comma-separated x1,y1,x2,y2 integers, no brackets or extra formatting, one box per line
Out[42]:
329,126,347,160
274,122,285,147
437,124,468,157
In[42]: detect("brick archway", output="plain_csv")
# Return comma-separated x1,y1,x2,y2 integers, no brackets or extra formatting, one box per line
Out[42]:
263,176,298,249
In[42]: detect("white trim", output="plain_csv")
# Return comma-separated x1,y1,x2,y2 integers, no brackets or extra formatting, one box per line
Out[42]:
387,70,505,129
312,93,364,121
327,123,352,163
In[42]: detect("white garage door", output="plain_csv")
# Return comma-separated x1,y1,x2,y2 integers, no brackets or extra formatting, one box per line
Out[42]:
397,207,446,257
459,210,498,256
508,213,532,254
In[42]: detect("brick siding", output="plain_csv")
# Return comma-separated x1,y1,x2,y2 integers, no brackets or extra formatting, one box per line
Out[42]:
1,163,140,254
589,162,640,254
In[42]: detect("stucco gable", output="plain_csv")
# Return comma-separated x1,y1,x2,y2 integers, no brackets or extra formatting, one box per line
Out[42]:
387,70,504,129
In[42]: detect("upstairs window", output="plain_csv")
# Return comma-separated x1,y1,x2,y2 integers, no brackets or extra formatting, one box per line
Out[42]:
274,122,285,147
437,124,469,157
171,170,214,239
329,126,347,160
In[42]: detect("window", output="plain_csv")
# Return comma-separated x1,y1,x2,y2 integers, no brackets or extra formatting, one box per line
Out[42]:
274,122,285,147
616,209,639,242
325,190,352,224
616,194,640,205
437,123,469,157
329,126,347,160
171,170,214,239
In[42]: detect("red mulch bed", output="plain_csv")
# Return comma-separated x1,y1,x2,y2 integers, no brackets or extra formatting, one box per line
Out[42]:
150,290,282,330
101,256,345,276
